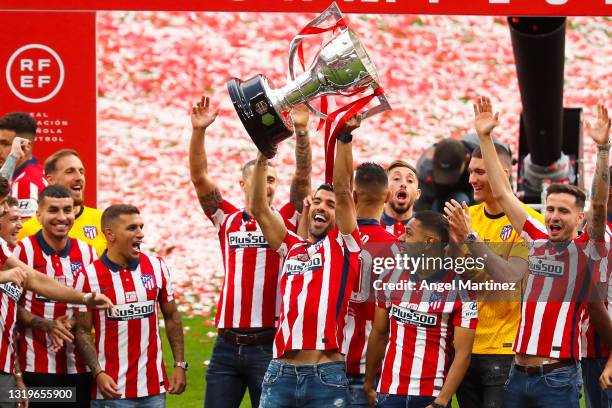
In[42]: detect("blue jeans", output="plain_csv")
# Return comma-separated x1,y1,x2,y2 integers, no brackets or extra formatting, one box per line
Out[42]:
90,394,165,407
503,362,583,407
204,334,273,408
259,360,350,408
582,358,612,408
348,374,369,408
375,394,436,408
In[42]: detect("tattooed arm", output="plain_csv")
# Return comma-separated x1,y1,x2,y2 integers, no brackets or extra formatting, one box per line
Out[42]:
189,95,223,216
75,311,121,399
289,106,312,213
17,306,74,349
160,300,186,394
586,105,611,241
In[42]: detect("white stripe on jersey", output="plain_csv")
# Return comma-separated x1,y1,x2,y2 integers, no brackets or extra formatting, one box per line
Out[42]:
316,238,333,350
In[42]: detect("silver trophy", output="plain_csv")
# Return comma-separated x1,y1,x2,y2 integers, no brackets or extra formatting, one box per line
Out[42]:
227,2,390,158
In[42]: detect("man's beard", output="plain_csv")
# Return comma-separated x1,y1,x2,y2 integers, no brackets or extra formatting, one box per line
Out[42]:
390,197,413,215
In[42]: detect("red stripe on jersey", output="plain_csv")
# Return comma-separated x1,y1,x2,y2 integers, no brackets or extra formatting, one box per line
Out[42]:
344,222,398,375
378,277,477,397
273,227,362,358
515,216,601,359
15,235,95,374
75,252,174,399
208,199,297,329
380,212,407,238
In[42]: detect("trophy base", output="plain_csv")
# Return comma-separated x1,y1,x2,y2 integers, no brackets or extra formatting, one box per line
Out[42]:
227,75,294,159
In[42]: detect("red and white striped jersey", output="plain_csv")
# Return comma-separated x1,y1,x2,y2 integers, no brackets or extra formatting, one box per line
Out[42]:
381,211,408,238
273,227,362,358
378,273,477,397
515,216,605,359
208,199,298,329
11,159,48,219
0,238,18,374
343,219,398,375
75,252,174,400
14,232,97,374
581,222,612,359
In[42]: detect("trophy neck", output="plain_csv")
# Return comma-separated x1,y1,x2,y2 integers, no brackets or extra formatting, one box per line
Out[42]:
270,71,322,113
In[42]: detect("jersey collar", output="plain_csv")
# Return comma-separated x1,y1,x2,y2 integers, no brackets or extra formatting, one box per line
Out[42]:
357,218,380,226
381,210,409,226
13,158,38,180
101,251,140,272
35,230,72,257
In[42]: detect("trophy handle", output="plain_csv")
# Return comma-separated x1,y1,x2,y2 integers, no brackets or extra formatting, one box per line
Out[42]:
287,1,391,121
287,2,344,120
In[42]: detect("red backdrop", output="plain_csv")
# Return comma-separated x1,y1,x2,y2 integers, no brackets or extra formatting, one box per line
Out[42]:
0,0,610,16
0,11,97,207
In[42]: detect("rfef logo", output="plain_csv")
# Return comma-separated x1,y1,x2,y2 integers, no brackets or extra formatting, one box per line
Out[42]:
6,43,65,103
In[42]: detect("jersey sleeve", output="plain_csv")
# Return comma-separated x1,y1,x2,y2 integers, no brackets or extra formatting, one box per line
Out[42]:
158,258,175,303
277,231,305,259
0,238,13,266
206,199,239,232
279,202,299,233
452,301,478,329
11,180,39,219
336,227,362,254
520,215,549,243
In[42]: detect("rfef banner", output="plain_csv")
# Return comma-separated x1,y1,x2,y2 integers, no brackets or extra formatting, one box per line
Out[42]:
0,0,610,16
0,11,97,208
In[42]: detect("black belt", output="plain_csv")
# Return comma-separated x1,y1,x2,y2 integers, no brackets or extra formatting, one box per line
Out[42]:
514,359,576,376
218,329,275,346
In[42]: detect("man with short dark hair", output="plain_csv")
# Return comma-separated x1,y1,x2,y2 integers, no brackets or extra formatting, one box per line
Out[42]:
74,204,186,407
18,149,106,255
189,96,311,407
365,210,477,408
14,184,98,407
472,97,611,407
342,157,401,407
251,117,361,407
382,160,420,237
0,112,47,219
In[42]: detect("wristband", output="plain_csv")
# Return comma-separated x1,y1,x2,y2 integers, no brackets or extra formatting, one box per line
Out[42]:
337,132,353,143
597,143,611,151
94,370,106,381
431,402,446,408
14,372,22,378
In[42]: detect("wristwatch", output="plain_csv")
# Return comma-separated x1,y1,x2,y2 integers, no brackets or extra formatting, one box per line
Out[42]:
336,132,353,143
466,231,478,244
174,361,189,370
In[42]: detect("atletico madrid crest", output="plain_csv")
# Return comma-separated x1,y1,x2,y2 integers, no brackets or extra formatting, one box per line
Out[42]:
83,226,98,240
500,225,513,241
141,274,156,290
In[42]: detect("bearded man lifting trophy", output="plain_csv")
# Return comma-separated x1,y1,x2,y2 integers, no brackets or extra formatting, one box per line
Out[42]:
227,2,390,158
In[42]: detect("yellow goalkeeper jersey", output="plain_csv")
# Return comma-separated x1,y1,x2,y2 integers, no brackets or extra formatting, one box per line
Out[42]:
18,205,107,256
468,202,544,355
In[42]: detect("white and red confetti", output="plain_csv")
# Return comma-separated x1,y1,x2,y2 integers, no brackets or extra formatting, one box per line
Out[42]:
95,12,612,319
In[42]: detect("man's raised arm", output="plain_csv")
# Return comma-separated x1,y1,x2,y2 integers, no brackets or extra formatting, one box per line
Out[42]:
474,96,528,234
333,116,360,235
585,104,610,241
249,153,287,251
289,106,312,214
189,95,222,216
